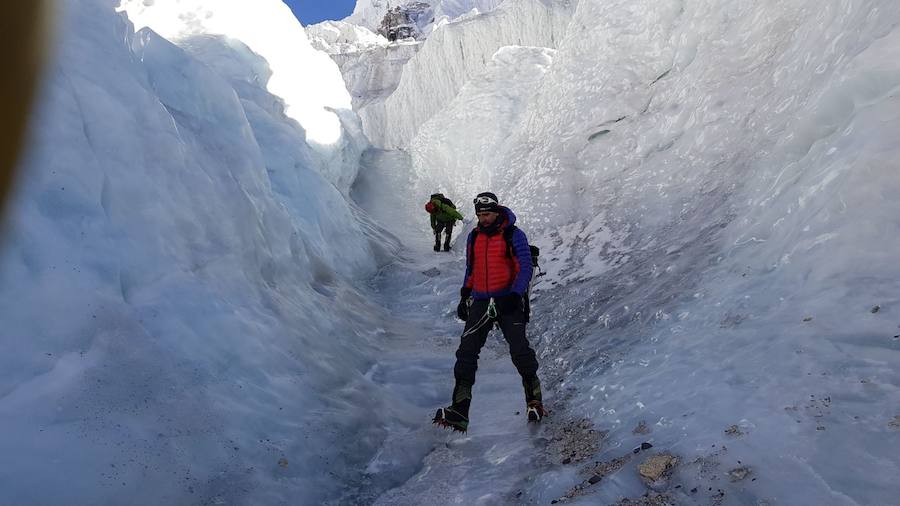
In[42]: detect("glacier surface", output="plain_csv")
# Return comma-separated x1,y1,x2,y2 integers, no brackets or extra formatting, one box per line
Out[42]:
2,0,899,504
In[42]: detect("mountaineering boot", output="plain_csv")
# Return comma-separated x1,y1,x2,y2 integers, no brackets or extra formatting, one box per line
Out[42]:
434,244,441,252
433,382,472,432
522,376,547,422
433,406,468,432
443,242,451,252
526,400,547,422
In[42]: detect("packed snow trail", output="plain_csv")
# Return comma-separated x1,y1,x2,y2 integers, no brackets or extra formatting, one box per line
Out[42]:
346,149,572,504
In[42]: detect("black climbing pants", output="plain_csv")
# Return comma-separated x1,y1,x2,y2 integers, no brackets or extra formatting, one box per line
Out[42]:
433,221,454,248
454,298,539,386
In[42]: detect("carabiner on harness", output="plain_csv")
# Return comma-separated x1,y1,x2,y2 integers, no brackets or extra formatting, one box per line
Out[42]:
461,297,498,338
487,298,497,319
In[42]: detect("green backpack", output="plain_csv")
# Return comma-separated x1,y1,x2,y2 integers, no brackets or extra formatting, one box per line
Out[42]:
431,193,456,209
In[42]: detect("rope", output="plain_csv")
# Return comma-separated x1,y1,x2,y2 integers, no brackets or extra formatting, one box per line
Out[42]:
461,297,497,338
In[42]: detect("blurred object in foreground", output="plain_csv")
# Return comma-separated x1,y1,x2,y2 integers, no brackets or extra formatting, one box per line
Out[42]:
0,1,51,211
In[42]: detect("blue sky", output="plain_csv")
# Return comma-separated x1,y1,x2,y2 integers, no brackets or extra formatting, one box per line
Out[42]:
285,0,357,25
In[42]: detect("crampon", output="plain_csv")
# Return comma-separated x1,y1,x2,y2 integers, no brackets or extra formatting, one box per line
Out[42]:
526,400,547,422
433,407,469,433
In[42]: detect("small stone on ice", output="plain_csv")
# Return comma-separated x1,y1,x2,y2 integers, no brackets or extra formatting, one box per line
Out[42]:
724,424,744,436
727,466,752,482
639,454,677,482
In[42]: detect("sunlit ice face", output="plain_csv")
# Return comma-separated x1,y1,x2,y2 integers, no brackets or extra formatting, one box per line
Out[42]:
477,211,499,227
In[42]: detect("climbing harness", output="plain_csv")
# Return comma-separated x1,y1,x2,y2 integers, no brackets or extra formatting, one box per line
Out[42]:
460,297,498,338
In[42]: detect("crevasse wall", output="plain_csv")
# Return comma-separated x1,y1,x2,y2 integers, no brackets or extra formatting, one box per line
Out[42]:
358,0,573,149
331,42,422,109
306,19,421,111
409,45,555,200
375,0,900,502
522,0,900,502
119,0,352,152
0,0,397,504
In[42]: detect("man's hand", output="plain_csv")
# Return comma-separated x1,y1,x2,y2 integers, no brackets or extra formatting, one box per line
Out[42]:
457,287,472,321
456,298,469,321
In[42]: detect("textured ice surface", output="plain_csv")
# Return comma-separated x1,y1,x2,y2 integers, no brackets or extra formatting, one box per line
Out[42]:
3,0,900,504
350,0,900,504
410,45,556,204
120,0,351,145
358,0,573,149
306,20,389,55
331,41,423,109
0,0,388,504
346,0,508,33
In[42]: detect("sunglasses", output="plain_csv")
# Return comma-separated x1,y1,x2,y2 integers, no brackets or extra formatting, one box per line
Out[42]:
473,196,498,205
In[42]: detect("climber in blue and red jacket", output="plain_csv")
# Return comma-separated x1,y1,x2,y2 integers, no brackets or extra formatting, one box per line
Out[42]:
433,192,546,432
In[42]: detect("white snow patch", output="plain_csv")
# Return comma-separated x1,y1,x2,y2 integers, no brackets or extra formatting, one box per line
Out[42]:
119,0,350,145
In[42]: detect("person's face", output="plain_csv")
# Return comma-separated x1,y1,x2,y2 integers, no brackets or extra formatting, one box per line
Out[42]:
477,211,499,227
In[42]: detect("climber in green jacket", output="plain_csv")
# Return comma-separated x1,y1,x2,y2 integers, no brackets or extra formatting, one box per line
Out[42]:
425,193,464,252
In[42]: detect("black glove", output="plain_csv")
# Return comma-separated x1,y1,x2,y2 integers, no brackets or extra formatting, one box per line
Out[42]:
457,287,473,321
497,293,524,314
457,298,469,321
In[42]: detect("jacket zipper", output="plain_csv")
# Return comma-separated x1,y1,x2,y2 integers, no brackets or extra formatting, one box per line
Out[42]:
484,234,490,292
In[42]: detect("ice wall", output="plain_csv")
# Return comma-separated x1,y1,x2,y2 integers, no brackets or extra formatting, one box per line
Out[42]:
119,0,350,149
358,0,573,149
410,45,555,200
433,0,507,21
330,42,422,109
306,18,422,110
0,0,395,504
384,0,900,502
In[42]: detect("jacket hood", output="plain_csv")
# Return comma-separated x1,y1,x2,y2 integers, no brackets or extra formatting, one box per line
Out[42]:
500,206,517,227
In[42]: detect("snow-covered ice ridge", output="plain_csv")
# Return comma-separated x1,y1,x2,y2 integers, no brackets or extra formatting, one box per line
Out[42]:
346,0,508,34
308,23,423,110
0,0,400,504
121,0,352,147
306,20,390,55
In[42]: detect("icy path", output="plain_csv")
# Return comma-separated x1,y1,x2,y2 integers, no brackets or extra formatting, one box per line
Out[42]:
346,150,570,505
